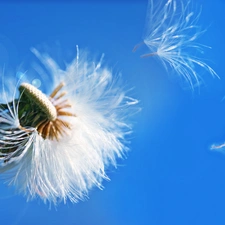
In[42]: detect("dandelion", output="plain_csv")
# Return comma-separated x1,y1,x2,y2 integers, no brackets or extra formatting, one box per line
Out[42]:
133,0,218,89
0,47,138,205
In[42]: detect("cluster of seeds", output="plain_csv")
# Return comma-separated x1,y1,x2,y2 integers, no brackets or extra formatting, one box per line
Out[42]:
19,82,76,140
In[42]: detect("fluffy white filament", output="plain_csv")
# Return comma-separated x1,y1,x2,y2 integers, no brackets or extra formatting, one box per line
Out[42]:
0,48,138,205
140,0,218,89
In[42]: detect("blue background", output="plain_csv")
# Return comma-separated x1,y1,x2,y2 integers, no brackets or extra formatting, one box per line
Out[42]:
0,0,225,225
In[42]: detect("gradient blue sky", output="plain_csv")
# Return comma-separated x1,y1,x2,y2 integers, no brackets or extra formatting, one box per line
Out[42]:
0,0,225,225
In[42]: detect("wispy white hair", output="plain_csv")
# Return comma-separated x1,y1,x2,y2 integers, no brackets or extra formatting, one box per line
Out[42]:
0,47,138,205
137,0,218,89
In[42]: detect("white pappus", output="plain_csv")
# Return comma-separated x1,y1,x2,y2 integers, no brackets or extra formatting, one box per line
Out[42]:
0,47,138,205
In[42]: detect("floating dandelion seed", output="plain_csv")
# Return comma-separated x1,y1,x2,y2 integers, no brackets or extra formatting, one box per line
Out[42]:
211,143,225,151
133,0,218,89
0,47,138,205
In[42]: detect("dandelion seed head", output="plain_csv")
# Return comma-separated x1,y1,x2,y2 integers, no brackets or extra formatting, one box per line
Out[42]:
0,47,138,205
18,82,76,141
19,82,57,121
